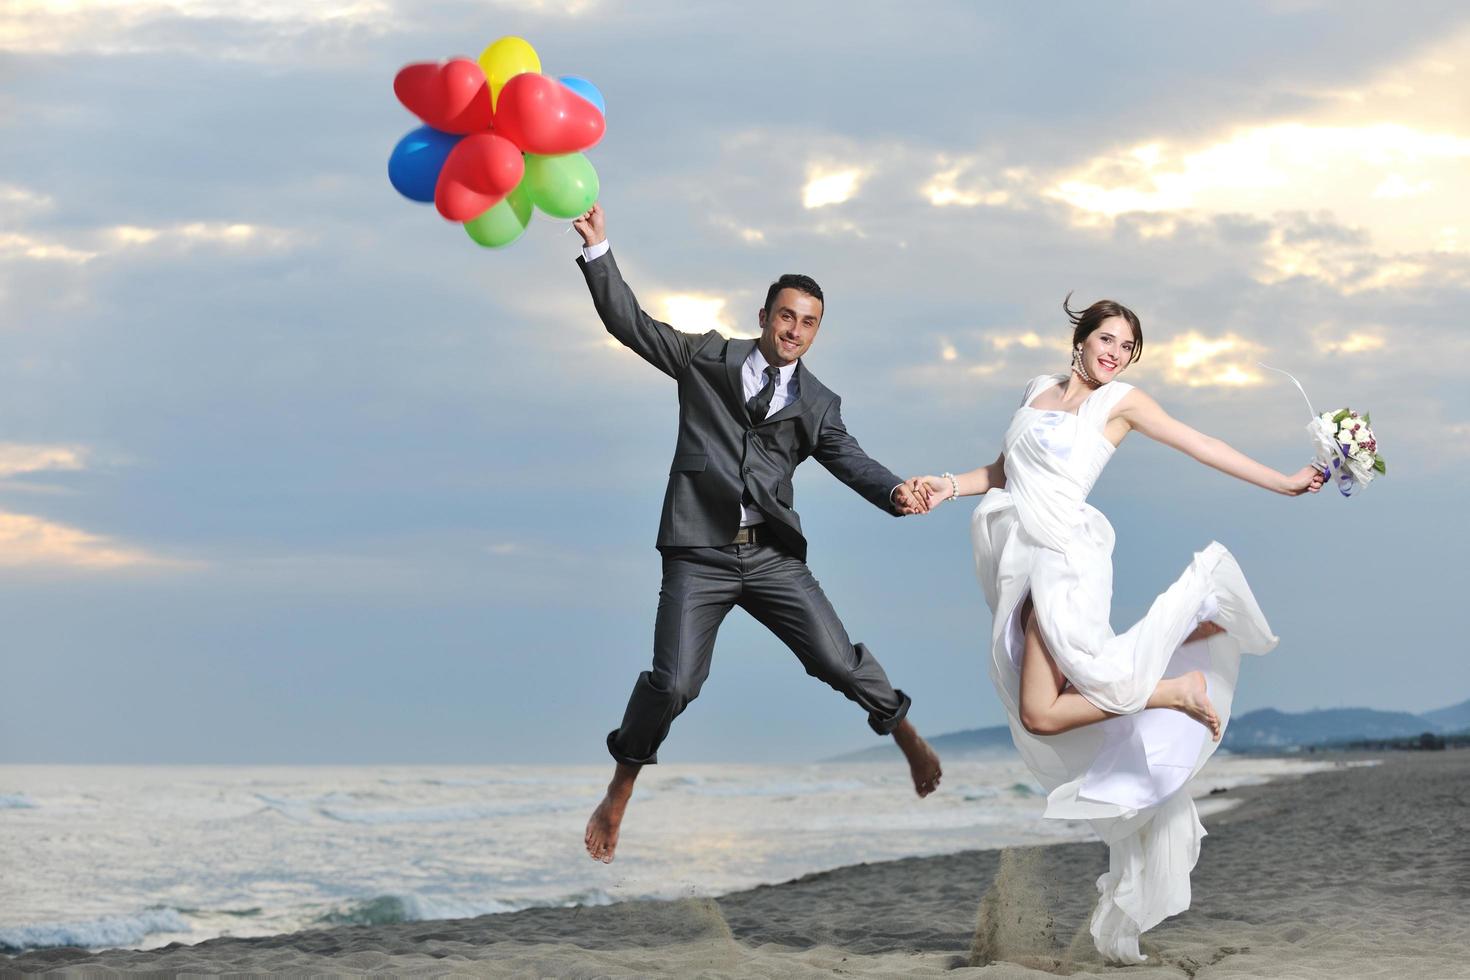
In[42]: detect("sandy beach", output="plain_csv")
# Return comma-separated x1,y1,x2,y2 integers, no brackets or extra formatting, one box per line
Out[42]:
5,750,1468,978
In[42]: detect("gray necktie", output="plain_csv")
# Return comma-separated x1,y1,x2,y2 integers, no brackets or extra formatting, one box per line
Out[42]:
745,366,781,425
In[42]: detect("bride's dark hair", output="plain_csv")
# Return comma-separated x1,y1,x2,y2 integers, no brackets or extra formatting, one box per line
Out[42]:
1064,293,1143,364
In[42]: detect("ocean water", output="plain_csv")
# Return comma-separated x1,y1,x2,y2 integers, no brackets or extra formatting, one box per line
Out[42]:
0,755,1333,953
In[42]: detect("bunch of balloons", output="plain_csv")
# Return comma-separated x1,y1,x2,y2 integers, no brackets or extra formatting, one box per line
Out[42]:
388,36,606,249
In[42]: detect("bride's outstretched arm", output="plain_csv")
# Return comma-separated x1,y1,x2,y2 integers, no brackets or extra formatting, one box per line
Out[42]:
910,453,1006,506
1117,389,1323,496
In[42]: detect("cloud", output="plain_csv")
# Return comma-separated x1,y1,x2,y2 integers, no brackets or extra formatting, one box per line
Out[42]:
2,0,603,63
1315,331,1386,355
988,330,1060,353
897,328,1068,390
0,0,394,56
0,183,55,217
1255,215,1437,293
920,160,1030,209
1032,28,1470,268
802,166,865,209
0,443,182,570
653,291,749,339
1132,331,1267,388
0,215,295,273
0,443,87,479
1045,123,1470,255
0,511,169,569
0,232,97,265
104,222,298,252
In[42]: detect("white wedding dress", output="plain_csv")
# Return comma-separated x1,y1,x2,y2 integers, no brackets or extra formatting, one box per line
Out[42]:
970,373,1278,963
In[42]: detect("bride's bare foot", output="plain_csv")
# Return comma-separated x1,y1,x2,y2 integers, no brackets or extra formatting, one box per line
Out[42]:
1184,620,1226,644
585,763,639,863
892,719,942,797
1150,671,1221,740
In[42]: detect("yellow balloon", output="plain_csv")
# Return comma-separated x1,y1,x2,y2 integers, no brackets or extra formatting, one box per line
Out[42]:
478,36,541,110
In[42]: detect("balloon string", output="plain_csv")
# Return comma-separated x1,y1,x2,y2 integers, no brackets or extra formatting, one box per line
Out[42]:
1257,362,1316,419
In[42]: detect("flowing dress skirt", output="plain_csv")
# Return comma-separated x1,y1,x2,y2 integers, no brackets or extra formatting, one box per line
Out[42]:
972,490,1277,963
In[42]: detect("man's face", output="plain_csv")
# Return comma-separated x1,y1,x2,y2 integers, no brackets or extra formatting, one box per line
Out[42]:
757,288,823,366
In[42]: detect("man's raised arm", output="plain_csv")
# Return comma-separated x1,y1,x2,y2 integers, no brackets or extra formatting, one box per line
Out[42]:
574,204,698,379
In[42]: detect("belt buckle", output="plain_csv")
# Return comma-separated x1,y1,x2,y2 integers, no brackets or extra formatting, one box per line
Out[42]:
733,526,754,545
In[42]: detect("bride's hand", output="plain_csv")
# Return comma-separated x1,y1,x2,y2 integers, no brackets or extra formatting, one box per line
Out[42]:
913,475,953,506
1281,465,1325,496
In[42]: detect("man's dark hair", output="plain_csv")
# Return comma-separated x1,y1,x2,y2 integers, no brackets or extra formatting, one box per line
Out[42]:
764,274,824,317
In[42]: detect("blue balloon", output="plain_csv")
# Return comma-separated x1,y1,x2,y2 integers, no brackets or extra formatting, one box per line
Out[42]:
557,75,606,116
388,125,462,203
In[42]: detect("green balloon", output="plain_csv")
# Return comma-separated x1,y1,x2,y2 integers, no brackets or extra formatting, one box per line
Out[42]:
464,183,533,248
523,153,600,219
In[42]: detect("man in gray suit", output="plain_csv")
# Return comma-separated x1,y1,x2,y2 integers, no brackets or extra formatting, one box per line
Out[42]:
573,205,942,863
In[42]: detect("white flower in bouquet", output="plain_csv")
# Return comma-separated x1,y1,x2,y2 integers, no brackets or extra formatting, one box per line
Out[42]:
1310,408,1386,493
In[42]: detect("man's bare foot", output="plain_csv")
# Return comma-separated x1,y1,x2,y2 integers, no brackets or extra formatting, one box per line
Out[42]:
1153,670,1221,740
585,763,639,863
1184,620,1226,644
892,719,942,797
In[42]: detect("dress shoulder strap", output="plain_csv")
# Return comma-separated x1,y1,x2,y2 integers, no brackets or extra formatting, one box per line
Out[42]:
1020,373,1066,407
1081,380,1136,428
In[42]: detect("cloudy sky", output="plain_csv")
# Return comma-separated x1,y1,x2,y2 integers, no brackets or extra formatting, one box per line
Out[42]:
2,0,1465,764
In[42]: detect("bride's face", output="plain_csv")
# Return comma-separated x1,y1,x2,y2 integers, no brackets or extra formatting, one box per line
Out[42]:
1078,316,1137,382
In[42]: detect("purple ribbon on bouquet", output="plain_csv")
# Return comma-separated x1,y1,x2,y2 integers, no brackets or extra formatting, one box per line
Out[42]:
1320,443,1355,497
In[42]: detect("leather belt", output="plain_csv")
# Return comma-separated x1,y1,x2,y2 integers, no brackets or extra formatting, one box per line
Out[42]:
731,524,771,545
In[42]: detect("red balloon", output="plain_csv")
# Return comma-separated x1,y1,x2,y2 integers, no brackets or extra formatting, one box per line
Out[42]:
394,59,494,134
492,73,606,155
434,133,525,221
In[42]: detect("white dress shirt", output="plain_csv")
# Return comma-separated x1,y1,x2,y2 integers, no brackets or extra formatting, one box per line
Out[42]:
582,238,903,523
737,345,798,526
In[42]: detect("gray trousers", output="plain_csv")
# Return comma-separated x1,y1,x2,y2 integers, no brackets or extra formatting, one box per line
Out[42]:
606,539,911,766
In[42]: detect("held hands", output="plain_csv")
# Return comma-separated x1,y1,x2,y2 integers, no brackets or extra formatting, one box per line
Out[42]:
572,202,605,247
892,476,954,516
1282,465,1326,496
912,476,954,508
892,482,930,516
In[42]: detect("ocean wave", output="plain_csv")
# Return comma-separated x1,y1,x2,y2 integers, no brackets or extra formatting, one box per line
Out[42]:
0,793,38,809
315,894,516,927
0,907,189,952
317,798,578,825
314,887,620,928
557,888,618,909
251,794,317,823
176,906,262,918
380,775,593,789
676,779,870,798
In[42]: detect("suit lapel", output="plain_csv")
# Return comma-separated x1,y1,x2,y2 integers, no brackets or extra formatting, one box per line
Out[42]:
723,338,757,422
755,360,808,427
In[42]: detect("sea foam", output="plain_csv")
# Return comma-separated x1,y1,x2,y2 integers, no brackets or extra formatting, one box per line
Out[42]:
0,908,189,952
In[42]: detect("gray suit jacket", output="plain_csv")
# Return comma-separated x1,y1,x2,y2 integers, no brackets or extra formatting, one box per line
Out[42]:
579,249,903,562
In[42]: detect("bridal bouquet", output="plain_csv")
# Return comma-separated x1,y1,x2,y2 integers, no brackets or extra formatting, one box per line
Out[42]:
1309,408,1385,496
1260,363,1387,498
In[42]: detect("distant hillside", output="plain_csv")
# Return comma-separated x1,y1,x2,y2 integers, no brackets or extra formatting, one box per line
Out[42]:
1421,698,1470,733
1220,707,1439,751
824,724,1015,763
824,697,1470,761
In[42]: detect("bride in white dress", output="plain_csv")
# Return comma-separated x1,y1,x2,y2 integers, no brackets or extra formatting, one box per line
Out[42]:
914,298,1322,963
